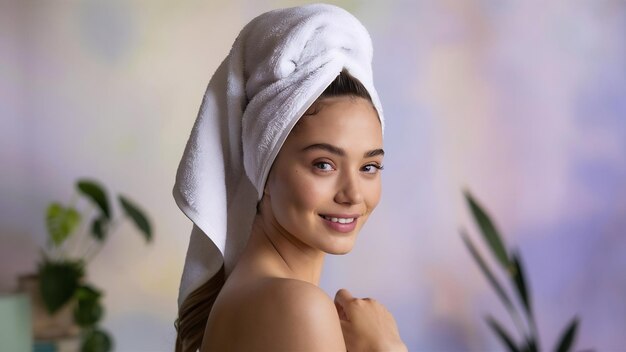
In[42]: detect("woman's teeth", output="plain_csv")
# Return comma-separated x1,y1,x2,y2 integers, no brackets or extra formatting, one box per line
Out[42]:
321,215,355,224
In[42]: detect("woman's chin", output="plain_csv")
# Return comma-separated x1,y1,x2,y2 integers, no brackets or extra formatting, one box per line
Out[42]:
323,238,357,255
328,247,353,255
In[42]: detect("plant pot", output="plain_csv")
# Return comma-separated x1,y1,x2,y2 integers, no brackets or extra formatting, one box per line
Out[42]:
17,274,80,340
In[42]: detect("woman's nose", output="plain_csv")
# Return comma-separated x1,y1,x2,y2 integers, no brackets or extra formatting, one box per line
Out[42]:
334,171,363,205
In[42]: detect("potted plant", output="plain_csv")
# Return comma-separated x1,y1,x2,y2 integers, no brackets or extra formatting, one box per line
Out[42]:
20,178,153,352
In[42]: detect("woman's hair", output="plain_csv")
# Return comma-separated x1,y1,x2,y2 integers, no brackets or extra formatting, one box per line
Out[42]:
307,68,373,114
175,265,224,352
174,69,373,352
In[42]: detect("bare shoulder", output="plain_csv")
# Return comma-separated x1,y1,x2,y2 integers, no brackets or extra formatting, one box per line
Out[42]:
256,277,334,311
239,278,345,351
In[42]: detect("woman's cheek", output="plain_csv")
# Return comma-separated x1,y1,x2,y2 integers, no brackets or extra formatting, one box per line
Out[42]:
365,178,382,211
292,172,333,209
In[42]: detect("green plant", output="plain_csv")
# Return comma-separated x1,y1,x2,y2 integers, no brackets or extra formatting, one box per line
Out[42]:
39,178,152,352
460,189,581,352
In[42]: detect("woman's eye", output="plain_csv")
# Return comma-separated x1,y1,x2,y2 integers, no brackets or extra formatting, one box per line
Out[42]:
362,164,384,174
313,162,334,171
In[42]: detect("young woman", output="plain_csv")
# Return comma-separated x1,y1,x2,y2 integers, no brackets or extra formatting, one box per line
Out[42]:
174,4,406,351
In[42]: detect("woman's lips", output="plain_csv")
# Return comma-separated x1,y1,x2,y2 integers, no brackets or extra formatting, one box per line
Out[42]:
319,214,358,233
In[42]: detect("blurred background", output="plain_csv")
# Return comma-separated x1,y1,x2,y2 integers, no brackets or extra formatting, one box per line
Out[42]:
1,0,624,350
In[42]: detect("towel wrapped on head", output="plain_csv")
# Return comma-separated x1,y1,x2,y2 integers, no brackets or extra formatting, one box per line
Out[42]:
173,3,384,308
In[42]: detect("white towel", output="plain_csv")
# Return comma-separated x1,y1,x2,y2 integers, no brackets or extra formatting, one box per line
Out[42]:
173,3,384,308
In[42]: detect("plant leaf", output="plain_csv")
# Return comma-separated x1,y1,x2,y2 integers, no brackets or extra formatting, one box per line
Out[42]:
463,190,511,269
46,203,81,246
510,251,541,351
38,260,84,313
461,230,516,314
511,251,533,318
118,195,152,242
74,285,103,327
77,180,111,219
91,216,109,242
486,315,520,352
554,317,579,352
81,328,113,352
522,337,538,352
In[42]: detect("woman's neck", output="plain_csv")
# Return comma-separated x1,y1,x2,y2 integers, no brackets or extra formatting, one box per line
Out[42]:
241,212,326,286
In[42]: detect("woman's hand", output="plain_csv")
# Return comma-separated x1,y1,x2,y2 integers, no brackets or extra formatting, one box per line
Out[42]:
334,288,407,352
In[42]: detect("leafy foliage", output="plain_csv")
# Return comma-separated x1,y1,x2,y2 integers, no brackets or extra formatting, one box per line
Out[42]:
39,177,153,352
461,190,582,352
554,318,579,352
486,315,520,352
74,285,104,327
38,260,84,314
461,230,516,315
463,190,511,269
91,216,109,242
46,203,81,246
119,195,152,242
81,328,113,352
77,180,111,219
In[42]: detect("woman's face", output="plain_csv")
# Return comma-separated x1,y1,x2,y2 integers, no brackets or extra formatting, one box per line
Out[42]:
263,96,383,255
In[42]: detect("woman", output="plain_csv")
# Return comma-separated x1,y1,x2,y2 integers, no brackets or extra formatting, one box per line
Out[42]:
173,4,406,351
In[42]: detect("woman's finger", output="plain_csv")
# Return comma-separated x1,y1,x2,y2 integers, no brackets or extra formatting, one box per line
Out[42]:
334,288,354,309
335,301,348,321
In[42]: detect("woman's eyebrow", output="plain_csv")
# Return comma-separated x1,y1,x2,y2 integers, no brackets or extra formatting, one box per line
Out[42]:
302,143,345,156
302,143,385,158
365,148,385,158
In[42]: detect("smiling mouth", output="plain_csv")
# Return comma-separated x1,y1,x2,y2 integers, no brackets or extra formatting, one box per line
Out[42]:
318,214,357,224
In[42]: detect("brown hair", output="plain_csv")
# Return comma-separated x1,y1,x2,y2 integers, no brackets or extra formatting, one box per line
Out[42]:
304,69,374,116
174,265,224,352
174,70,374,352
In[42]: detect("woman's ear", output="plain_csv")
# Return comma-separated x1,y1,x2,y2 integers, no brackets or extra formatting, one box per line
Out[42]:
257,185,271,215
263,183,271,199
263,167,275,197
263,177,269,196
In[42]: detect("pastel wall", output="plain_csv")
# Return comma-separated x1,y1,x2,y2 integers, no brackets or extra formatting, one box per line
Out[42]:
1,0,624,350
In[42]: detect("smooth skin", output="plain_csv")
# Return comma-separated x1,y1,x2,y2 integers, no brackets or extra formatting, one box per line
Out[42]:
201,96,407,351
